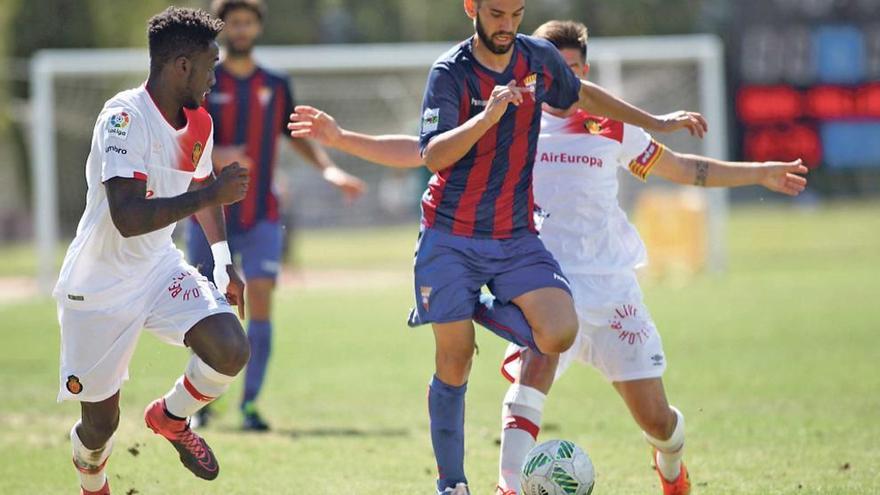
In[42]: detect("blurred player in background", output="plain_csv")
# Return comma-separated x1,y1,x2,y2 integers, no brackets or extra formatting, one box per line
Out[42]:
289,16,807,494
293,0,706,492
187,0,366,432
55,8,251,494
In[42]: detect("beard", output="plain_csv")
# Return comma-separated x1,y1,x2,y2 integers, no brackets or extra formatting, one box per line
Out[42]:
475,13,515,55
225,39,253,58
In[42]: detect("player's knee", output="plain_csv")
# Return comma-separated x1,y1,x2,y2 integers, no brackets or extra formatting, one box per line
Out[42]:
210,322,251,375
535,317,577,354
435,350,473,386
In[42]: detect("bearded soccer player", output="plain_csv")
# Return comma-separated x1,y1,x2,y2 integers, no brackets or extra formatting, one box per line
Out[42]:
293,0,706,492
290,18,807,495
55,8,252,494
186,0,366,431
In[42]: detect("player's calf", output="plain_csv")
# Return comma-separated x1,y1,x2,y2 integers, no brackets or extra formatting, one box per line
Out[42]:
71,420,114,494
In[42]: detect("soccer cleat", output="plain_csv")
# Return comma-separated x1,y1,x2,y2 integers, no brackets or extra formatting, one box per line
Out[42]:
439,482,470,495
241,402,270,432
654,449,691,495
80,480,110,495
144,399,219,480
495,485,517,495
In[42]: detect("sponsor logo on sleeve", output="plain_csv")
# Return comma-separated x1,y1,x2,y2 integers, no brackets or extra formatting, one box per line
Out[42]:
106,111,131,140
421,108,440,134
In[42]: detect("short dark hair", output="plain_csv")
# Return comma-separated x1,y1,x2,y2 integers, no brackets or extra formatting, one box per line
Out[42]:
532,20,589,62
211,0,266,22
147,7,224,72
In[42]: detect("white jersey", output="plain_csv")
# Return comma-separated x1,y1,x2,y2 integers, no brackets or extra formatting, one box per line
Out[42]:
54,85,214,309
533,110,665,275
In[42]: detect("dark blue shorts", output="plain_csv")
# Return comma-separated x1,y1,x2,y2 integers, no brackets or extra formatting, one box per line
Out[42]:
411,227,571,325
186,219,283,282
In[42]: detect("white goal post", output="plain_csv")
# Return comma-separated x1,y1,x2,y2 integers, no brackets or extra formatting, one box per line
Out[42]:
30,35,728,292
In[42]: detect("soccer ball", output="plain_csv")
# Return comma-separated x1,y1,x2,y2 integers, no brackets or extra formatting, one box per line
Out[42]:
520,439,595,495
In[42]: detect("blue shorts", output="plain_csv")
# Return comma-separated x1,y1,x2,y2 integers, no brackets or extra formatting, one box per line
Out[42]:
411,227,571,326
186,219,283,282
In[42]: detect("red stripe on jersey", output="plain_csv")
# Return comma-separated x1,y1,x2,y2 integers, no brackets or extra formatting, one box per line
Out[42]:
266,81,287,221
177,107,213,173
133,172,148,181
183,376,214,402
240,71,267,229
493,52,535,238
423,84,470,229
503,415,540,440
219,75,237,145
452,72,497,236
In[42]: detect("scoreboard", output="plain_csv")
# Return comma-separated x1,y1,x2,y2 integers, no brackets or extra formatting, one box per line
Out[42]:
729,0,880,171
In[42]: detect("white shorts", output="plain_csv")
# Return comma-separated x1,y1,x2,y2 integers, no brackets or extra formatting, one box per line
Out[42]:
56,255,234,403
502,271,666,384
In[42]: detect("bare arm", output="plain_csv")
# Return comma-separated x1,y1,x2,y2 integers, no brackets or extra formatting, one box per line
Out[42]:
105,164,249,238
576,80,708,137
652,150,808,195
288,106,422,168
190,175,227,244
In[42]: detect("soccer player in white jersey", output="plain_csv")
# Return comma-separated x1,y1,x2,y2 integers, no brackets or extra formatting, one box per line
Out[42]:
289,19,807,495
54,8,252,494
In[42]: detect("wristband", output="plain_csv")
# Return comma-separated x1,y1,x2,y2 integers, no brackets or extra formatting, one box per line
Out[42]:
210,241,232,266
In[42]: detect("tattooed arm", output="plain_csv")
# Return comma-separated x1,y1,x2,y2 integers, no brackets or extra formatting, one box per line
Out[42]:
651,151,809,196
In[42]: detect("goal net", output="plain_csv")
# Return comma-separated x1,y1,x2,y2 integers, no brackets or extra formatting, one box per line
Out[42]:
30,35,728,291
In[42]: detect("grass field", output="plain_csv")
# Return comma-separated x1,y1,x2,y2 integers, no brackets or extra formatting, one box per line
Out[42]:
1,202,879,494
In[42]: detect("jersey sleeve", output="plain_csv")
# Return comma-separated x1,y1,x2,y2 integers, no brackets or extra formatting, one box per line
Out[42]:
98,107,149,183
540,41,581,110
418,64,462,155
619,123,666,181
193,132,215,182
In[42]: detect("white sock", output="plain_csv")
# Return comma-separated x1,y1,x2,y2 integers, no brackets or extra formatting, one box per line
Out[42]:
71,422,112,492
498,384,546,492
644,406,685,482
163,355,237,418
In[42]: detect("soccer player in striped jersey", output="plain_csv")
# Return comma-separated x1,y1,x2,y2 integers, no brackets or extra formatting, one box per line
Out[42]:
187,0,366,431
290,15,806,495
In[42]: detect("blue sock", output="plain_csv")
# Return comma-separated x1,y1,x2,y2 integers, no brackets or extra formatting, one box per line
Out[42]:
429,375,468,492
242,320,272,407
473,294,538,351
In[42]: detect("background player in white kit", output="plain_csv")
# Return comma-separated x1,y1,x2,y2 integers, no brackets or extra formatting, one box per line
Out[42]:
288,19,808,495
54,8,252,494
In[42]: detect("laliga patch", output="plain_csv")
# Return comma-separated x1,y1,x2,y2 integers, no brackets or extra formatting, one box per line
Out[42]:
420,286,432,311
66,375,83,395
106,111,132,141
422,108,440,134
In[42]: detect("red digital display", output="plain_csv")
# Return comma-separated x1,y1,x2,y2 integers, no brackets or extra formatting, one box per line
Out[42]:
736,86,802,124
743,124,822,168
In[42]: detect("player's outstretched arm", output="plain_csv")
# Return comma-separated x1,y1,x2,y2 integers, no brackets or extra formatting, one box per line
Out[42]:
577,81,708,138
289,106,422,168
423,81,527,172
651,150,809,195
104,163,249,238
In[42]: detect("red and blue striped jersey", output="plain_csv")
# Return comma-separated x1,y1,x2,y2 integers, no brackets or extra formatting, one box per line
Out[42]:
204,64,294,233
418,35,581,239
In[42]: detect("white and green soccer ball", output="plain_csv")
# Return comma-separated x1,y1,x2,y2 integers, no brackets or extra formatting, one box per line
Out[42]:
520,439,595,495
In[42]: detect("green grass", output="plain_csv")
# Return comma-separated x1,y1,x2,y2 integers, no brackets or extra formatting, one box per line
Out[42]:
1,202,879,494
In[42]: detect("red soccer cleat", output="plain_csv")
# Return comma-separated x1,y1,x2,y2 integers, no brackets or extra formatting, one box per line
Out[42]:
654,449,691,495
80,480,110,495
144,399,219,480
